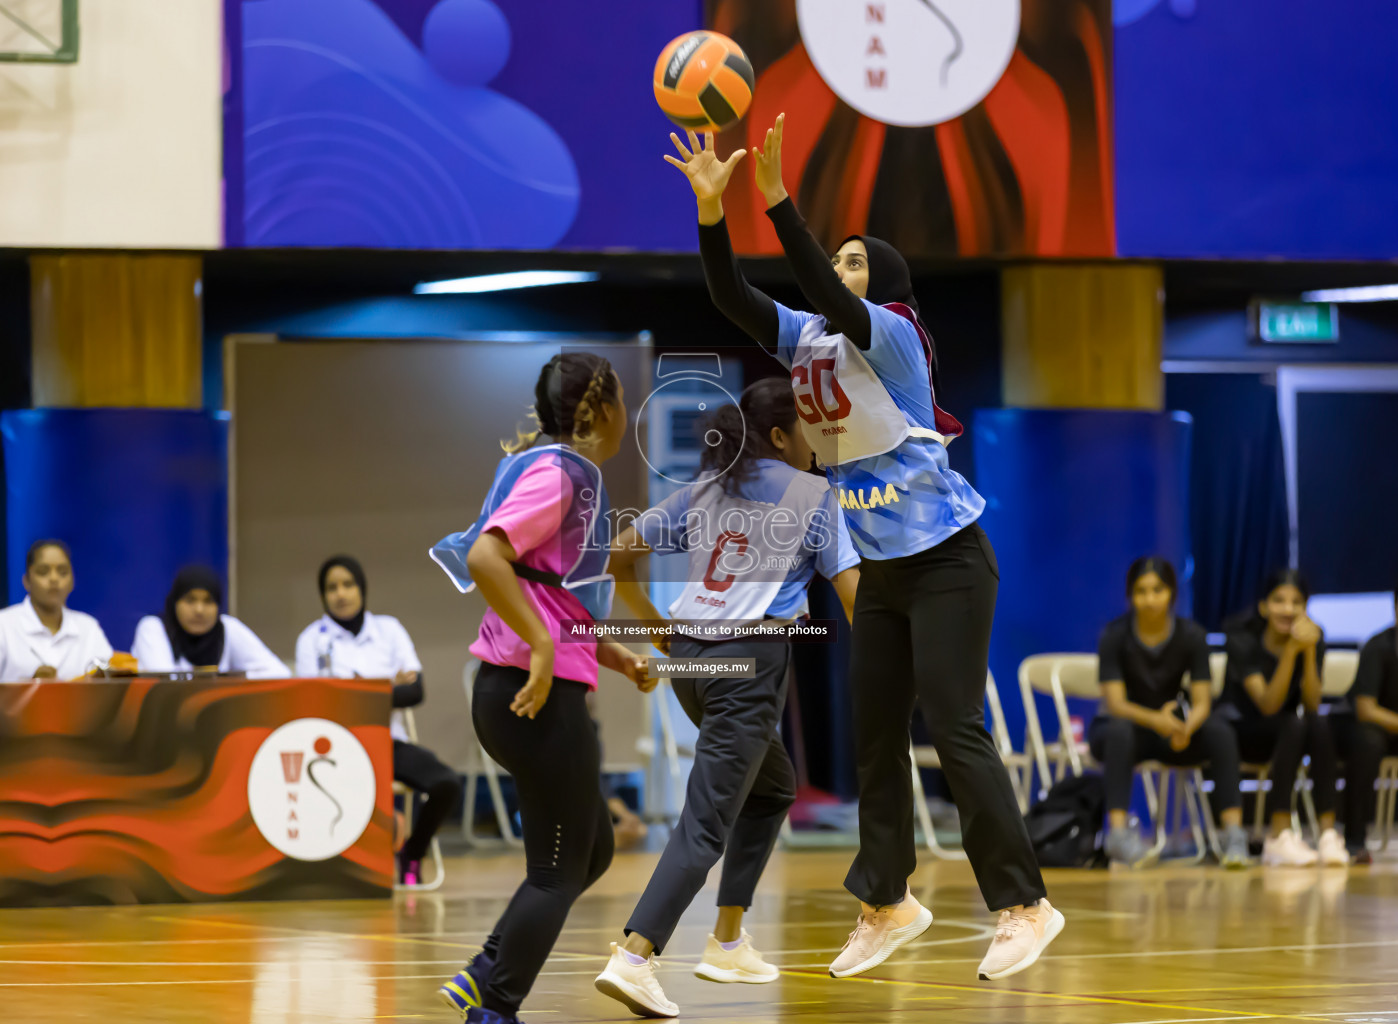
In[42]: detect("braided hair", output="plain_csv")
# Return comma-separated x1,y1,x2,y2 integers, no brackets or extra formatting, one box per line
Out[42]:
504,352,620,453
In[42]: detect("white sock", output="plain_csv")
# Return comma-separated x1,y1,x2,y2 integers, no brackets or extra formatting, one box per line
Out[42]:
622,949,649,967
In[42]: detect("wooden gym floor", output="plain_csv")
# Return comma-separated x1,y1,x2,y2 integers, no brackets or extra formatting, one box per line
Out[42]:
3,850,1397,1023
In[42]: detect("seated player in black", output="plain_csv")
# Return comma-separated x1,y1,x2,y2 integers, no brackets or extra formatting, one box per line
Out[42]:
1219,568,1345,867
1335,584,1398,864
1088,558,1249,868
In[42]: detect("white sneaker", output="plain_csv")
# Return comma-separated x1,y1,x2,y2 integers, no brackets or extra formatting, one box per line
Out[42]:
594,942,679,1018
1317,828,1348,867
977,900,1065,981
693,929,779,984
828,894,933,978
1262,828,1319,867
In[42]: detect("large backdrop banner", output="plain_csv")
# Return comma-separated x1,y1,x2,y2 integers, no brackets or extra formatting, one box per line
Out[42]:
223,0,1398,259
222,0,1111,255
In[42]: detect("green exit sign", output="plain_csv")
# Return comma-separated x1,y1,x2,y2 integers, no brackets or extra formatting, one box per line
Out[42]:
1253,302,1339,344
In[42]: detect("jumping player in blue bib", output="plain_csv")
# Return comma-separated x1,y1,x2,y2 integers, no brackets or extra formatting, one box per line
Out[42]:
666,118,1064,983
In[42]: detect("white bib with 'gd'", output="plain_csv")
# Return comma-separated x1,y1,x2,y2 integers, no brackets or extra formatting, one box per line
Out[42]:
789,320,948,467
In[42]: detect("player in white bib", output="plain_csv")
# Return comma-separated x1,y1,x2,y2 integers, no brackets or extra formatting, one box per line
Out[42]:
664,120,1063,983
593,378,859,1018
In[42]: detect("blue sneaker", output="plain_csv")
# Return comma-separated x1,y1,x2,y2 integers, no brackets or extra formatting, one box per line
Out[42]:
438,954,495,1019
465,1008,520,1024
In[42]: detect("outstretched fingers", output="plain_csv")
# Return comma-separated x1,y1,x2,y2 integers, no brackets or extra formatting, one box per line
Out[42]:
670,132,694,162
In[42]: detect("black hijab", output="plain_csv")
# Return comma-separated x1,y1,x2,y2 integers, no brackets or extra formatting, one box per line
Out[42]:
840,233,942,395
318,555,367,636
162,565,226,668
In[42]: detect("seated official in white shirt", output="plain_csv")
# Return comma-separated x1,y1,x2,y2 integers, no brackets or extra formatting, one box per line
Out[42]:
0,539,113,682
295,555,460,885
131,566,289,679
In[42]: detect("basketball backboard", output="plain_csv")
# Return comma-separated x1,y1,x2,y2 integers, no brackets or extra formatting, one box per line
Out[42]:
0,0,77,63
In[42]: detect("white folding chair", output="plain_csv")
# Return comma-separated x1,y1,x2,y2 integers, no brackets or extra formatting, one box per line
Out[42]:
635,676,696,823
460,660,522,847
1019,653,1084,799
910,671,1029,859
986,672,1035,813
394,707,447,892
1047,654,1100,780
1377,756,1398,851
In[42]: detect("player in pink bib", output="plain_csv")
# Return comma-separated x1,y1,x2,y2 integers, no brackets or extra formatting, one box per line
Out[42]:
433,353,655,1024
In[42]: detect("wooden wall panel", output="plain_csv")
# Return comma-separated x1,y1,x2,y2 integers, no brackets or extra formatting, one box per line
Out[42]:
1001,263,1163,410
30,254,202,408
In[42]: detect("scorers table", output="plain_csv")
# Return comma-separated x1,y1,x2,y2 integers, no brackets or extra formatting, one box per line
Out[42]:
0,676,394,907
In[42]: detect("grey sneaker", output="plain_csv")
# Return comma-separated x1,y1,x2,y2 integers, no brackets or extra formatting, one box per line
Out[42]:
1105,826,1159,868
1220,825,1251,869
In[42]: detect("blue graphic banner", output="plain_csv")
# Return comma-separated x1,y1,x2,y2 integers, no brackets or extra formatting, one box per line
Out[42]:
224,0,702,250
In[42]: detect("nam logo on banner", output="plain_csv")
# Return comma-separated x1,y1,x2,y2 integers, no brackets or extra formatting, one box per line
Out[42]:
797,0,1020,126
248,718,376,861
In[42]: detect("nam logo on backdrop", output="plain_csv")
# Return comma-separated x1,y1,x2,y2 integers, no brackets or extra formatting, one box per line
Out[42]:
797,0,1020,127
248,718,376,861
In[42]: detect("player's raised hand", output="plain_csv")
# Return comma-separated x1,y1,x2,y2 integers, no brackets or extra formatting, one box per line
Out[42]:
665,130,746,201
753,113,788,207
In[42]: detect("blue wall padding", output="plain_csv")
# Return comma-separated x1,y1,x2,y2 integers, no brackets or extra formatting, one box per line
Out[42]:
973,409,1194,758
3,409,229,653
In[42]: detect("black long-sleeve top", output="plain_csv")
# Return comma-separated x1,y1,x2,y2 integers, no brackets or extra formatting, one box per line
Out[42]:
697,198,874,352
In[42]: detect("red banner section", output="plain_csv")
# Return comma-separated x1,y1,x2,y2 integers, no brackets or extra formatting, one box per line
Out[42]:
709,0,1115,257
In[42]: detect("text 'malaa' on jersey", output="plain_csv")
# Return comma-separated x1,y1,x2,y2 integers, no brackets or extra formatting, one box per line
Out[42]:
773,300,984,560
637,458,859,639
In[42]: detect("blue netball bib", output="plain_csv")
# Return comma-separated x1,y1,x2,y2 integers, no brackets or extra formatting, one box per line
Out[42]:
430,444,615,621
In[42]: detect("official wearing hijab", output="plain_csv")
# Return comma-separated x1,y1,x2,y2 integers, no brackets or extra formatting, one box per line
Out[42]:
160,566,226,668
293,554,459,886
130,566,289,678
318,555,368,636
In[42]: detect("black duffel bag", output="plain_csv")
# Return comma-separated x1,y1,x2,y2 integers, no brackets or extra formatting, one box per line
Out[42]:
1024,773,1105,868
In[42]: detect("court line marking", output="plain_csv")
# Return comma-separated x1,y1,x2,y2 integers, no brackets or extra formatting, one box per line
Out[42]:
0,959,473,967
1110,1018,1282,1024
1092,982,1398,997
776,967,1337,1024
5,937,1396,977
770,937,1398,970
0,974,463,988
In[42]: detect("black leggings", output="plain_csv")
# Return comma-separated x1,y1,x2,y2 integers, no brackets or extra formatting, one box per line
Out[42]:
393,740,463,863
1087,714,1242,815
471,662,614,1016
1232,710,1338,820
1334,716,1398,850
626,638,796,954
845,522,1046,911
